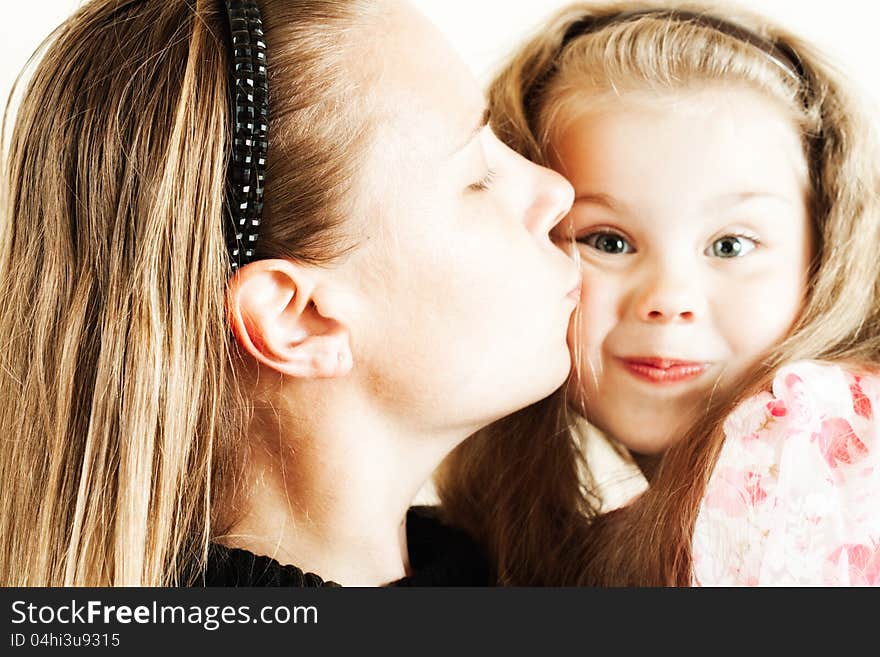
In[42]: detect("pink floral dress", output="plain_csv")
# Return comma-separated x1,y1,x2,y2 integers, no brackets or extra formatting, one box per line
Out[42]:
692,360,880,586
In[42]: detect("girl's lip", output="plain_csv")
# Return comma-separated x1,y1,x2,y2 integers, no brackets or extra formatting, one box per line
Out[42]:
617,356,709,384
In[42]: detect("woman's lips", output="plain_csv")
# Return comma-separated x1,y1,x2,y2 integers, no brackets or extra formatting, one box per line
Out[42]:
617,357,709,384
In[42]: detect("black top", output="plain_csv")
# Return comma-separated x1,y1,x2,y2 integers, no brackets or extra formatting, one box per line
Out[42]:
195,506,490,587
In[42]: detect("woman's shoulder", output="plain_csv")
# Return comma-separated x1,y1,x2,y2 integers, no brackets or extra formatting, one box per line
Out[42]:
197,545,339,587
693,359,880,586
190,505,489,587
391,505,491,586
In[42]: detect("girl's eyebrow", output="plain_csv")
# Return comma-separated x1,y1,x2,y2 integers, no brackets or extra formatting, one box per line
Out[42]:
573,192,623,211
708,191,796,208
574,191,794,209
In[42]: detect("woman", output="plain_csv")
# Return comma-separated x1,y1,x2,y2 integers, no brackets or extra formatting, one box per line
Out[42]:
0,0,578,586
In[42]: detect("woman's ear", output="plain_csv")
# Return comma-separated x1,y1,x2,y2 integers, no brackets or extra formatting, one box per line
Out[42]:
225,259,353,379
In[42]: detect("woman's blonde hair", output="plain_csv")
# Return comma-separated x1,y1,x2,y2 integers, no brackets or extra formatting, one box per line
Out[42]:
437,0,880,585
0,0,382,586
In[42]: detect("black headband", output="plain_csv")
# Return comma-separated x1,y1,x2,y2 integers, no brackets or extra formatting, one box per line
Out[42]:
526,9,807,116
223,0,269,273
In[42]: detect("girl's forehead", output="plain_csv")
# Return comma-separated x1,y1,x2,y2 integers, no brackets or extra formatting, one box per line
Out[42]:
546,81,801,140
548,85,809,199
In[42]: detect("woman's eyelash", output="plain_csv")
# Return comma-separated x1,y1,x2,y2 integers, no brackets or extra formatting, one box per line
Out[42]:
468,168,497,193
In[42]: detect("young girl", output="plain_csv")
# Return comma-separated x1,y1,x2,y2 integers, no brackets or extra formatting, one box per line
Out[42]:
0,0,579,586
437,1,880,585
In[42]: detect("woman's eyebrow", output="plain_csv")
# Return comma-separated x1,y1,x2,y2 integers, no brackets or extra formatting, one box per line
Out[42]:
451,107,491,156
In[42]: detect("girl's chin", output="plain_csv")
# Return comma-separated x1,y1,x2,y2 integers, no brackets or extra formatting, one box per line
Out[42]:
606,422,681,456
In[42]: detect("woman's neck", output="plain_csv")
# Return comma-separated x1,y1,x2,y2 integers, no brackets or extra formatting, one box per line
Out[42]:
218,386,466,586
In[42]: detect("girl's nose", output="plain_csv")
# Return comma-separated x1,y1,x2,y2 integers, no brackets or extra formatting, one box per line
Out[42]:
633,265,706,324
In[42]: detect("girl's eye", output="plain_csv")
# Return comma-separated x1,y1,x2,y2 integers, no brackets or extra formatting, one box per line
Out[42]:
578,231,634,255
468,168,496,193
707,235,758,258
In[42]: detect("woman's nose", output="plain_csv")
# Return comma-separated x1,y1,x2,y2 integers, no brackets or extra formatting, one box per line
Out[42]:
633,264,706,324
525,163,574,236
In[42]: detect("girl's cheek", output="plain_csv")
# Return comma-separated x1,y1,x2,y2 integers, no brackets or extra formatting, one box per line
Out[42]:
713,273,801,379
579,272,623,336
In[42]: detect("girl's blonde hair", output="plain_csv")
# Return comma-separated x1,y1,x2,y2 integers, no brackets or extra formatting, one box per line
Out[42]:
437,0,880,585
0,0,381,586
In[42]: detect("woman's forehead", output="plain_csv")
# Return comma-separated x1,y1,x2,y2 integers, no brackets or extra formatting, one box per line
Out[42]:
367,0,485,162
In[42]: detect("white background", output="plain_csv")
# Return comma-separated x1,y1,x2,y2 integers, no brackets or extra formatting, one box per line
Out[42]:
2,1,878,122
